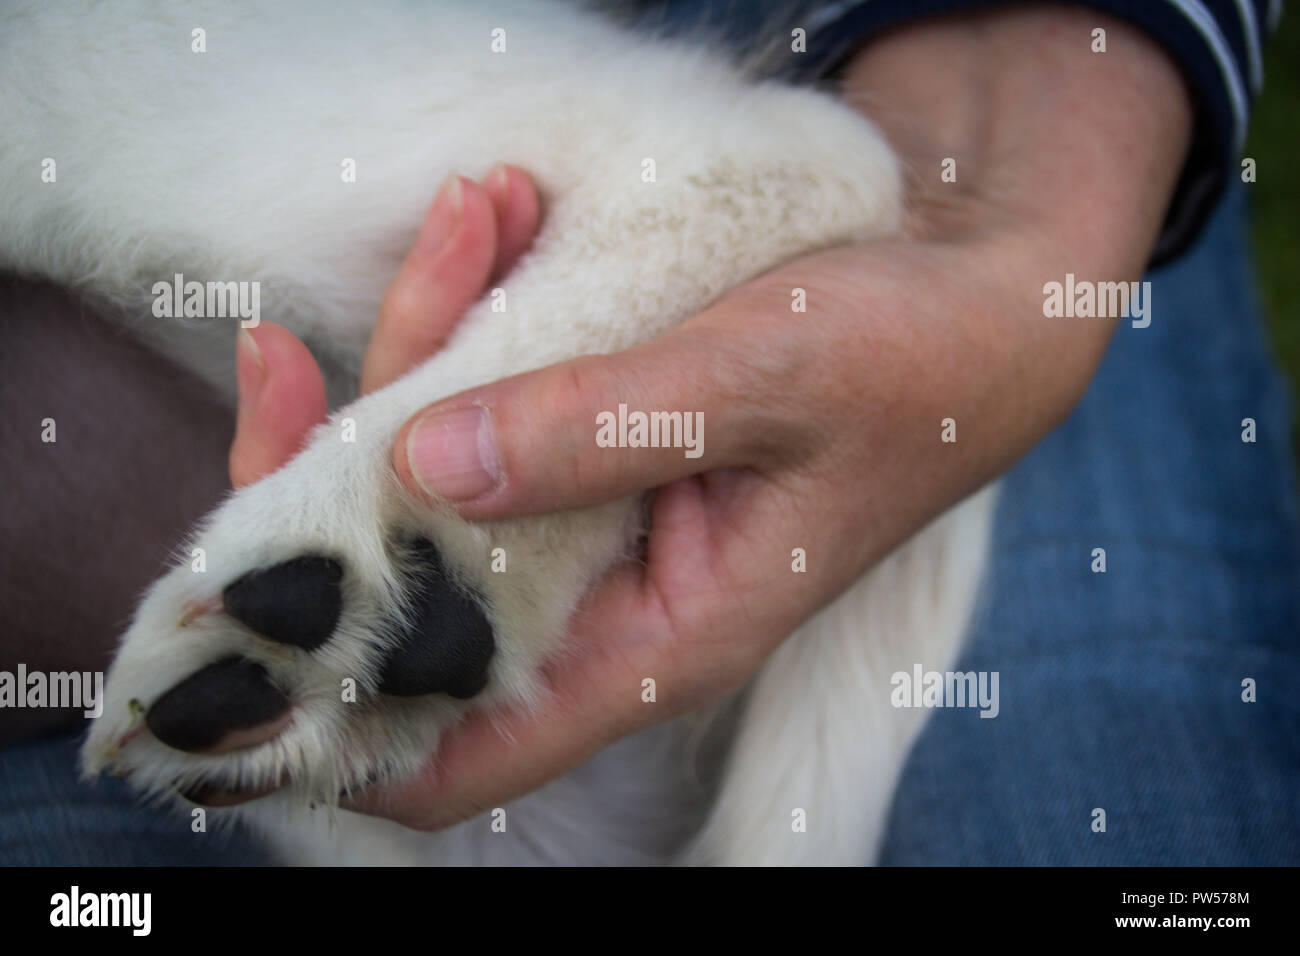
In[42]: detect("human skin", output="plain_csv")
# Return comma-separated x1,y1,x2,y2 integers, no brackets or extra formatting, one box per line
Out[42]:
3,7,1192,815
226,6,1193,825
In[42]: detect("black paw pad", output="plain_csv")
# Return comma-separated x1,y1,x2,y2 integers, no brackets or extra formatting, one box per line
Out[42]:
146,656,290,753
223,555,344,650
378,539,494,699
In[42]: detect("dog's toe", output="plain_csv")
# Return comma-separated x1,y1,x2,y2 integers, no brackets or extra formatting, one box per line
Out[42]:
220,539,493,698
378,539,495,698
146,656,292,754
223,554,343,650
134,536,494,795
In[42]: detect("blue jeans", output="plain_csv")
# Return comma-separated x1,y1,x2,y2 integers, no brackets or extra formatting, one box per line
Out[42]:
2,186,1295,866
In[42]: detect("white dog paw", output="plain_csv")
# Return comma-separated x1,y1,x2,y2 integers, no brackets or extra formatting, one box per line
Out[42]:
81,397,637,809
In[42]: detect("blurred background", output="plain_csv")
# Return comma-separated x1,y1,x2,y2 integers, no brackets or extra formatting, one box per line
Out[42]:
1248,10,1299,460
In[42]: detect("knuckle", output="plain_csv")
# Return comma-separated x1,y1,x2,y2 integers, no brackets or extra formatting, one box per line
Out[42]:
550,356,623,495
379,281,428,330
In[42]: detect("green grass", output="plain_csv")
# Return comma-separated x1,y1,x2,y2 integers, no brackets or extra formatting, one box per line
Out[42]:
1246,11,1300,459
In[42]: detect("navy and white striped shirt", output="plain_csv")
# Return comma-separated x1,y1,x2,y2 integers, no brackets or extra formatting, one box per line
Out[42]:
625,0,1281,264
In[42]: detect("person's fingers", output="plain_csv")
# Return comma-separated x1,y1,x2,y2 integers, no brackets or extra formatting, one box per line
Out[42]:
360,175,499,394
391,301,803,520
234,168,541,486
229,322,328,488
483,164,541,281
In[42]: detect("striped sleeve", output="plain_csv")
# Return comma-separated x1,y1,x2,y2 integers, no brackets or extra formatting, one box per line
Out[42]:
785,0,1281,265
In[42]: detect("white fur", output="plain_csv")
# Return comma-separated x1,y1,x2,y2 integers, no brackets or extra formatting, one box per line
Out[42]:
0,0,997,865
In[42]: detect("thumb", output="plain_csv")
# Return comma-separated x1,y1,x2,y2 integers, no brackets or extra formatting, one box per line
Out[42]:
392,323,776,519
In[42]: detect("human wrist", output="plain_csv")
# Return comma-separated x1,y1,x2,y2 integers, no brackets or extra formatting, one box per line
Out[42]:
841,4,1193,273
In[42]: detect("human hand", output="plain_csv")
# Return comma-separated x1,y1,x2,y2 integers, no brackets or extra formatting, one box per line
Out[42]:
229,163,540,485
233,7,1192,830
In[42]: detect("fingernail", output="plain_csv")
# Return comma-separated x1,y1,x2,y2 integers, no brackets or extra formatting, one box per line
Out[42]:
236,329,265,409
406,406,502,501
418,174,463,253
486,163,510,202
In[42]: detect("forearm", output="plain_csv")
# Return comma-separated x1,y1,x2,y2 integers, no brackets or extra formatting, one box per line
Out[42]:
844,5,1193,267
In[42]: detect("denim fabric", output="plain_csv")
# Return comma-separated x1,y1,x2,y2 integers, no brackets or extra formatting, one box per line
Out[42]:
879,185,1300,865
0,733,276,865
